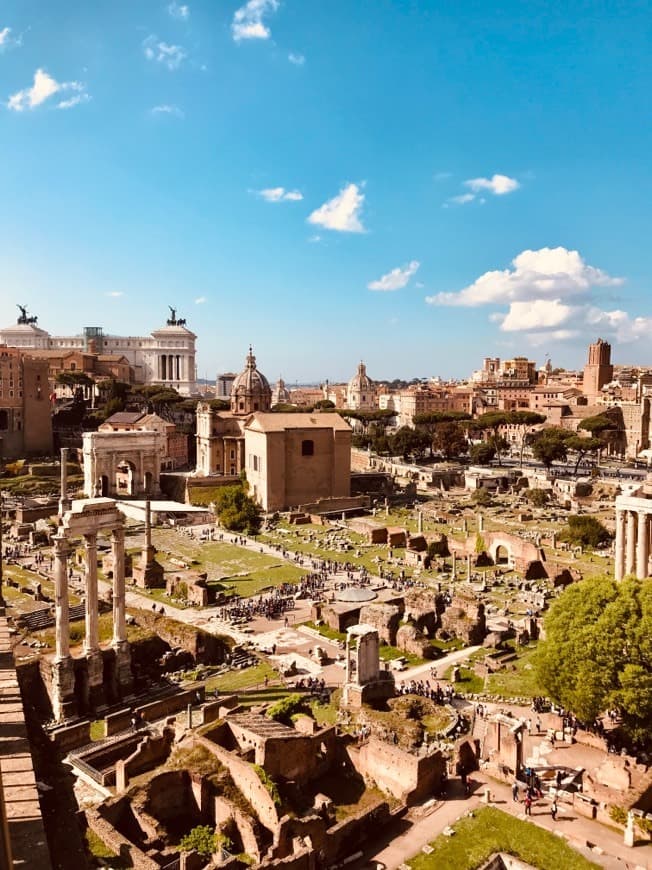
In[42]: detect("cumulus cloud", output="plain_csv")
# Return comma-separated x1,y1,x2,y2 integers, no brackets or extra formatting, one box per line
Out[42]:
8,68,89,111
428,247,623,307
232,0,278,41
143,35,186,70
288,52,305,65
195,296,206,304
151,103,184,118
308,183,366,233
446,172,519,205
465,174,520,195
0,26,21,51
368,260,420,292
426,246,652,345
168,2,190,19
255,187,303,202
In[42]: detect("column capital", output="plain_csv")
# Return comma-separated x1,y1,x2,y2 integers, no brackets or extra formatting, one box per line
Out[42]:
53,534,70,555
110,525,125,543
83,531,98,547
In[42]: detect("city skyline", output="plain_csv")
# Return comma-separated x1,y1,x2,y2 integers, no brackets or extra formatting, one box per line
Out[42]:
1,0,651,380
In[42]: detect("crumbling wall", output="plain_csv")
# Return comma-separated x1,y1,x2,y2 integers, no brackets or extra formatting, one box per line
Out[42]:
355,738,445,805
358,603,401,646
439,593,486,644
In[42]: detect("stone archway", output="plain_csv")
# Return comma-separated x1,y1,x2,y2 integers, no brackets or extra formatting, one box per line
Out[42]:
82,430,163,499
495,544,509,565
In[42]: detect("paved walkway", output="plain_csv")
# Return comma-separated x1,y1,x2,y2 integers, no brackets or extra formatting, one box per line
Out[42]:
365,774,651,870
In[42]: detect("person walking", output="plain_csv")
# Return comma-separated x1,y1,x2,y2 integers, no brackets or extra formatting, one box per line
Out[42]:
551,798,558,821
524,794,532,816
512,780,519,802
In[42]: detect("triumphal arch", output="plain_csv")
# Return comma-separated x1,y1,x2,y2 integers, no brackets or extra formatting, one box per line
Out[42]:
82,430,163,499
47,498,132,720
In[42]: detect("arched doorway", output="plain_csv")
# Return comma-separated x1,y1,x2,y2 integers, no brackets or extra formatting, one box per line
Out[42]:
495,545,509,566
100,475,109,497
116,461,136,496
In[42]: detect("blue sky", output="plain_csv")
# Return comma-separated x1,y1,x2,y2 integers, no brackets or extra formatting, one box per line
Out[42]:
1,0,651,383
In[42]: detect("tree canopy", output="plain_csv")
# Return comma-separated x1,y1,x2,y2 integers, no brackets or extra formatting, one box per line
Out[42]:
214,482,262,534
530,427,573,468
536,577,652,746
559,515,612,548
469,442,496,465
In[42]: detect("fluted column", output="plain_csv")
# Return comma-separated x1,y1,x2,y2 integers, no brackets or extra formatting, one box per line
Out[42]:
636,511,649,579
615,509,626,581
83,532,99,654
53,536,71,661
626,510,637,577
111,526,126,646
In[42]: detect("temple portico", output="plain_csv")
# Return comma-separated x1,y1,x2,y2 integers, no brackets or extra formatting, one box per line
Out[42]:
614,478,652,580
47,498,132,720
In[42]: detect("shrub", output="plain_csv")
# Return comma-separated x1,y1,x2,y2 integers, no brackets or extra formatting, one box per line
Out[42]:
267,693,305,725
179,825,217,857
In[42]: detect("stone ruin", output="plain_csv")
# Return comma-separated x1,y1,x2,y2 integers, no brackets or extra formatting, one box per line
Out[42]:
41,497,133,720
342,625,395,707
439,589,487,645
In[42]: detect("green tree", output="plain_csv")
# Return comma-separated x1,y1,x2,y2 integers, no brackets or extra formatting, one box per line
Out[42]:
179,825,217,857
390,426,430,461
559,515,612,548
432,421,468,460
525,488,549,507
472,412,510,465
469,443,496,465
215,484,262,534
536,577,652,746
507,410,546,468
530,427,573,469
565,435,604,475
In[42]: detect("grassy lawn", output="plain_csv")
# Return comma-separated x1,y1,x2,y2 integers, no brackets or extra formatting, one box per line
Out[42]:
407,806,598,870
205,660,277,694
302,621,346,643
33,612,155,651
485,643,544,698
378,645,425,667
444,665,485,694
310,689,341,726
85,827,128,867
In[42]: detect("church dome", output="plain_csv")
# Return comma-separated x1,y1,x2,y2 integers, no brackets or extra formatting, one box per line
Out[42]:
272,377,291,405
348,361,373,392
231,347,272,415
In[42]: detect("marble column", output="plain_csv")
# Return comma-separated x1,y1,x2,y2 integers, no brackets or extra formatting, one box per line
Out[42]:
111,526,126,646
83,532,99,654
636,511,649,579
626,510,637,577
59,447,71,516
451,553,457,580
614,509,626,581
53,535,70,662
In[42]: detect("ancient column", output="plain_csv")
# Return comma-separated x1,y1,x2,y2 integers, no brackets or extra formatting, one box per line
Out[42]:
451,553,457,580
636,511,649,580
466,553,471,579
417,511,423,534
83,532,99,653
615,509,626,581
111,526,126,646
51,534,75,720
53,535,70,661
478,513,484,533
59,447,71,516
625,510,637,577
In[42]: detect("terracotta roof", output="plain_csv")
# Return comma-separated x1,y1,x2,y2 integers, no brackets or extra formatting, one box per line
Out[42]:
245,412,352,433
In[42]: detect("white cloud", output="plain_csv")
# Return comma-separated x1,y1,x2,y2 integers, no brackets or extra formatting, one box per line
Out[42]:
288,52,305,65
308,183,366,233
426,245,652,346
168,2,190,19
195,296,206,304
106,291,124,298
232,0,278,41
143,35,186,70
448,193,475,206
465,174,520,196
308,234,321,243
151,103,184,118
368,260,420,292
8,68,89,111
255,186,303,202
427,247,623,307
433,171,452,181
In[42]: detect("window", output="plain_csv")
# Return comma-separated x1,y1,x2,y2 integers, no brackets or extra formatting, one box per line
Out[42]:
230,449,235,460
0,410,7,430
301,439,314,456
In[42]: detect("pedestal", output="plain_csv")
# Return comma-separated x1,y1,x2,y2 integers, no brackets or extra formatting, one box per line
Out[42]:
85,650,105,712
113,640,134,695
50,656,76,721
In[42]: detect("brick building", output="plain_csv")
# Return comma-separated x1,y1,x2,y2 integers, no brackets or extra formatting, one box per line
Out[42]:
0,347,53,457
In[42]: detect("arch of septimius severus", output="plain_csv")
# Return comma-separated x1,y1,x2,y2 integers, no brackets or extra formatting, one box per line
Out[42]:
614,476,652,581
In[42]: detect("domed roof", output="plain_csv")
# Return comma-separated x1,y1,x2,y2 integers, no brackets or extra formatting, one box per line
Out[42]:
231,347,272,414
348,361,373,392
272,376,291,405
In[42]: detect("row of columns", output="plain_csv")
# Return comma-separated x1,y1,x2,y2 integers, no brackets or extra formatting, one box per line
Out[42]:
53,527,127,664
615,508,650,580
159,353,187,381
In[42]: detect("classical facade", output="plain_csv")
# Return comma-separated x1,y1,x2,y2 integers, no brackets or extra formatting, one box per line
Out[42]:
0,346,53,457
614,477,652,580
82,431,163,498
196,349,352,510
99,411,188,470
0,306,197,395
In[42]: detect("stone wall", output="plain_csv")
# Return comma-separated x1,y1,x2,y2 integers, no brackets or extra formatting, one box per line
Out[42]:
440,593,486,644
355,738,445,805
358,603,401,646
132,608,231,664
85,807,160,870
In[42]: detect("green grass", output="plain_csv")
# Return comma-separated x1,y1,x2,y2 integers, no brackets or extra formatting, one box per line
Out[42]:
407,807,598,870
444,665,485,694
205,660,277,694
485,644,544,698
378,645,425,667
85,827,128,867
310,689,341,726
302,621,346,642
89,720,105,741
